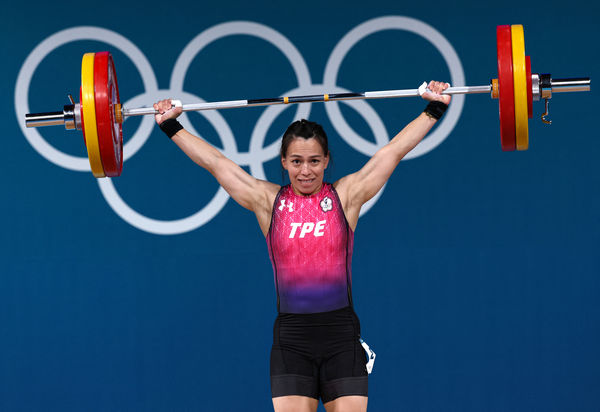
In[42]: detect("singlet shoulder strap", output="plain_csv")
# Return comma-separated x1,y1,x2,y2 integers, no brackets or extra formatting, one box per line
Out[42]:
326,183,352,230
267,185,288,237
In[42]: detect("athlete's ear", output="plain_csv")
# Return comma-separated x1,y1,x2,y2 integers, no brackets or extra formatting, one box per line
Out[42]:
323,152,329,169
281,156,288,170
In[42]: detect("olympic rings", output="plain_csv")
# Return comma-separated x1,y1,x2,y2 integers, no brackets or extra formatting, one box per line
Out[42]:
323,16,465,160
15,17,465,235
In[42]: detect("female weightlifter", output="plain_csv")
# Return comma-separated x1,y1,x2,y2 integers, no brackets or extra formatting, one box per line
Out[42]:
154,80,451,412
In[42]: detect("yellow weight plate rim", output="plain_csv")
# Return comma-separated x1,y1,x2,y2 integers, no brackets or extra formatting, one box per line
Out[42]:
511,25,529,151
81,53,105,177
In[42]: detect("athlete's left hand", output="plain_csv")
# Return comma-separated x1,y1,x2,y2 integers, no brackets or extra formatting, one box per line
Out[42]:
421,81,451,105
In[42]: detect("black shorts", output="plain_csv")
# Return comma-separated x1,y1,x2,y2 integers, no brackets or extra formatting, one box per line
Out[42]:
270,306,368,403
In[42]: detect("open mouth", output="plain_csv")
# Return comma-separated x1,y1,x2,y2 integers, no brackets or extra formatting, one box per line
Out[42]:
298,178,315,186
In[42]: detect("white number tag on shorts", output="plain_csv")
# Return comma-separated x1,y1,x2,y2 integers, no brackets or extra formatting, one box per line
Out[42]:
359,337,376,374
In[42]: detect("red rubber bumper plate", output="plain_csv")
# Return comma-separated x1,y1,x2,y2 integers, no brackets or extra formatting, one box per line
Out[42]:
94,51,123,177
497,25,516,151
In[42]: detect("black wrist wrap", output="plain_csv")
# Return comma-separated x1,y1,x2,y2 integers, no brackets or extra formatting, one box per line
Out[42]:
423,101,448,120
160,119,184,139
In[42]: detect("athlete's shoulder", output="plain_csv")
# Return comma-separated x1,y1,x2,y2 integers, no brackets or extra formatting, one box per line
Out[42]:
253,179,281,212
277,184,292,197
261,180,282,194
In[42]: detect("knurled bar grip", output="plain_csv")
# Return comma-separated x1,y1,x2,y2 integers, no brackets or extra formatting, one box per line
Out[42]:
122,85,494,117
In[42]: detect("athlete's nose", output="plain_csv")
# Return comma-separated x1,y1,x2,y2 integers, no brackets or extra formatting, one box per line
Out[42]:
300,162,310,175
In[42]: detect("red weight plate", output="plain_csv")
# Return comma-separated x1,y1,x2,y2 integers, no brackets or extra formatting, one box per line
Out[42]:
94,51,123,177
497,25,516,151
526,55,532,119
109,54,123,176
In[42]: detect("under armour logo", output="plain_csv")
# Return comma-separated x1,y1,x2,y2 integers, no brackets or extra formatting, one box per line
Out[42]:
278,200,294,212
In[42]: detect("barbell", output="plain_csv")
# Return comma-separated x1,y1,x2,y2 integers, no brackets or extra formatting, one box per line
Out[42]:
25,24,591,178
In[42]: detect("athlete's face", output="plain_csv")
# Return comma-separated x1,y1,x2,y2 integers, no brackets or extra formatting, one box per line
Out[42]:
282,137,329,196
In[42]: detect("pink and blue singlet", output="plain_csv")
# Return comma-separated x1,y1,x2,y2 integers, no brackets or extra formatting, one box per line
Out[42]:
267,183,354,314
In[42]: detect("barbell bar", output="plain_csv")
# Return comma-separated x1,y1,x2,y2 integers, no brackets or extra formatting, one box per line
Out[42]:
24,24,591,178
25,84,495,125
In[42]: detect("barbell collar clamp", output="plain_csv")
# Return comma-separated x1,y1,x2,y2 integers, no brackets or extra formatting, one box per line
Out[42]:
540,73,552,99
63,103,82,130
542,98,552,125
532,74,541,101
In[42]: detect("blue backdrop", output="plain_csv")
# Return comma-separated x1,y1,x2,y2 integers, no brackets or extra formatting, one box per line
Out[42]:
3,0,599,410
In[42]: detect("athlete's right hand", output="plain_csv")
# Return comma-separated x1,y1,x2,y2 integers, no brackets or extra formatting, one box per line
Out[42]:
153,99,183,125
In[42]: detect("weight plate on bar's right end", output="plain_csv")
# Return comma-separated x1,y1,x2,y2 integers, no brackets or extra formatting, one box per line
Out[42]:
93,52,122,177
497,25,516,151
526,55,533,119
81,52,106,177
511,25,529,150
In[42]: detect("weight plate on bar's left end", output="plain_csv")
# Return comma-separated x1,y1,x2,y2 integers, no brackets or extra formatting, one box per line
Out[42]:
497,25,516,151
526,55,533,119
81,53,106,177
94,52,122,177
511,25,529,151
80,88,87,147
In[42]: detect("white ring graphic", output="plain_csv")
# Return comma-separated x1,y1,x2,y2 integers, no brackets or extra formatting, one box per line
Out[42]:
101,21,315,234
15,17,464,235
324,16,465,159
170,21,313,165
99,90,235,235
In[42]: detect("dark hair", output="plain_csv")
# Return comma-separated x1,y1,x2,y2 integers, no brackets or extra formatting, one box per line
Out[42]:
280,119,330,159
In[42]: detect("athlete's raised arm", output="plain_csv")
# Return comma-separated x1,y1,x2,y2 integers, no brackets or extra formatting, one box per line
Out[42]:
334,81,451,230
154,99,279,235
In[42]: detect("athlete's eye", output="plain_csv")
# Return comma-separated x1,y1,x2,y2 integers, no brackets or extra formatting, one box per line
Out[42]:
311,159,320,164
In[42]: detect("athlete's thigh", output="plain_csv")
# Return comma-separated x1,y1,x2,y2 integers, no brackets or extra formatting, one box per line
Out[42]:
319,342,368,404
323,395,368,412
272,395,319,412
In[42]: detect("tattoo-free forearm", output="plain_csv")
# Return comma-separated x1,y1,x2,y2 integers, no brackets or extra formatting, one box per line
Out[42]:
171,128,225,173
387,112,438,161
